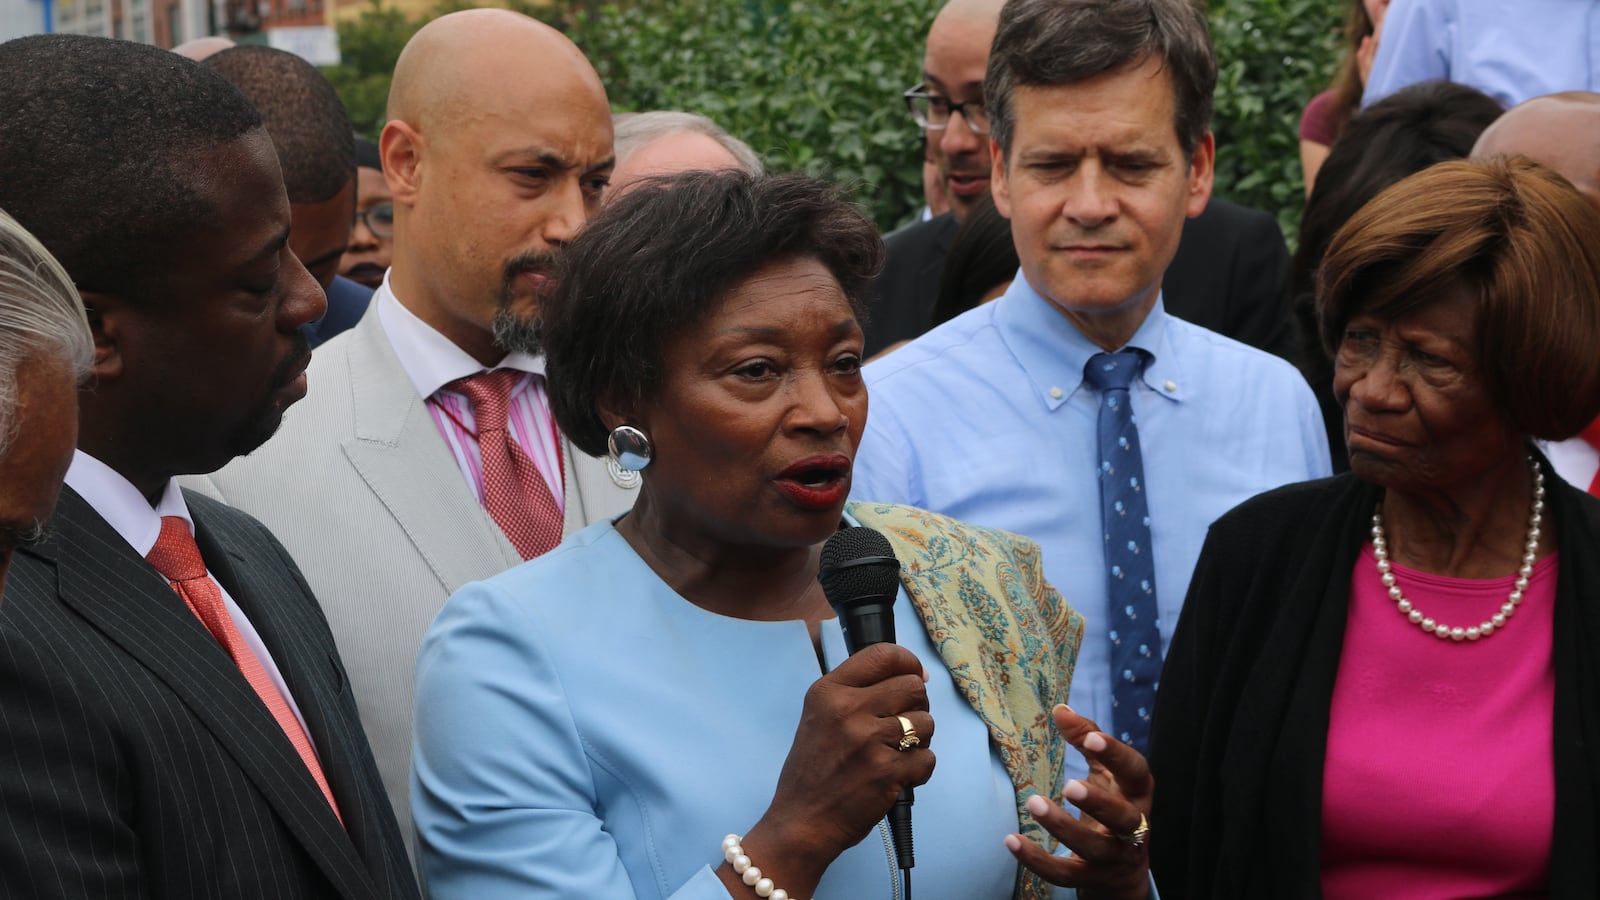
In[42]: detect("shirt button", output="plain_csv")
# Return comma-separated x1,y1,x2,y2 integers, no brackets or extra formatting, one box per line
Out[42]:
1049,386,1063,399
1164,381,1178,392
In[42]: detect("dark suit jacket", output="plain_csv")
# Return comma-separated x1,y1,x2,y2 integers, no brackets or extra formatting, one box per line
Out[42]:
0,487,419,900
1150,467,1600,898
864,199,1295,359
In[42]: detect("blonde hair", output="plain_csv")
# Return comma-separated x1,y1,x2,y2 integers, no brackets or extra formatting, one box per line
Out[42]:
0,208,93,453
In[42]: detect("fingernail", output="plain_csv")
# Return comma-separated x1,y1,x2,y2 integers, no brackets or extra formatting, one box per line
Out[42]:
1003,834,1022,852
1063,780,1088,803
1084,732,1107,753
1056,703,1073,715
1025,794,1050,817
922,666,930,683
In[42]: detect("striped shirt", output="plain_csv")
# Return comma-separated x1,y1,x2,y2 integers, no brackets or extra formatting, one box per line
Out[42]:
375,283,565,511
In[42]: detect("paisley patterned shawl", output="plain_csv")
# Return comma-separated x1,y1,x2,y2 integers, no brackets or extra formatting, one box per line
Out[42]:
846,501,1085,900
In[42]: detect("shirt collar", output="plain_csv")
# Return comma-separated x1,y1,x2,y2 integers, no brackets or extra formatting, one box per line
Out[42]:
62,450,194,557
993,272,1189,411
375,273,545,400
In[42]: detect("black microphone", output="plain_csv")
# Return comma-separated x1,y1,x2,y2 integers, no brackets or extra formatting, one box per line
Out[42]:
819,526,915,875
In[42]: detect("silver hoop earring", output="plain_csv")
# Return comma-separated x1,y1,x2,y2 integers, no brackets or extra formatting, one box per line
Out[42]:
606,424,652,489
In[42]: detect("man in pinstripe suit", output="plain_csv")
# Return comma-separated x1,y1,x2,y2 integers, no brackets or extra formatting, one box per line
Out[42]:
0,35,419,899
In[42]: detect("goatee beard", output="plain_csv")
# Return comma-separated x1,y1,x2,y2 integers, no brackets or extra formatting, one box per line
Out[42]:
493,303,542,355
493,252,554,354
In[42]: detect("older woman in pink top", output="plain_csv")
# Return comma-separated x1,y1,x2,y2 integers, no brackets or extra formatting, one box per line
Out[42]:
1148,157,1600,899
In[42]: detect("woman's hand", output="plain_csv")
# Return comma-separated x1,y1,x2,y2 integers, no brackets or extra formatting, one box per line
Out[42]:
726,642,935,898
1005,705,1153,900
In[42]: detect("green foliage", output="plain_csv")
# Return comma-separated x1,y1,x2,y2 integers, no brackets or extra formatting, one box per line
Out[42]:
566,0,939,231
323,0,1347,236
322,4,419,139
1207,0,1346,239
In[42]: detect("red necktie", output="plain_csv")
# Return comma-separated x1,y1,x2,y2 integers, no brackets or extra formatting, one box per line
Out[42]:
448,370,564,559
145,517,342,823
1581,417,1600,496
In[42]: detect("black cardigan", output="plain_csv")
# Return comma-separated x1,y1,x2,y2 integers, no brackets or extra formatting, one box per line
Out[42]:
1149,466,1600,898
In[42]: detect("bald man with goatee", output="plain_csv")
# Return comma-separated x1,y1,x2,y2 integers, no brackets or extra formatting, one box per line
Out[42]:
1472,91,1600,496
187,9,639,849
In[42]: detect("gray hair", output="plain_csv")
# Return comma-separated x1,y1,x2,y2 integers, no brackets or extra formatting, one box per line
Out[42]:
613,111,765,177
0,209,94,454
985,0,1216,159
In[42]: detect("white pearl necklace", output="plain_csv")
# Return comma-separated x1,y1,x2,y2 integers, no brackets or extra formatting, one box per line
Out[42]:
1371,456,1544,642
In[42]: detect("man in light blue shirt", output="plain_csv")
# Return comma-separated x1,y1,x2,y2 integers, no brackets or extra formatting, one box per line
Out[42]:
854,0,1331,804
1363,0,1600,109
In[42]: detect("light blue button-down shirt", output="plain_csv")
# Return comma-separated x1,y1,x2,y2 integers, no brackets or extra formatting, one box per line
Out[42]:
853,276,1331,786
1362,0,1600,108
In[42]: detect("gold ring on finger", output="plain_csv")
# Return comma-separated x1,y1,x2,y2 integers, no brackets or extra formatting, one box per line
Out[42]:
894,714,920,752
1117,813,1150,848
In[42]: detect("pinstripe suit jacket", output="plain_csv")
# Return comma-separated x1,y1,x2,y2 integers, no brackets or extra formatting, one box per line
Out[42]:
0,487,419,900
184,303,639,850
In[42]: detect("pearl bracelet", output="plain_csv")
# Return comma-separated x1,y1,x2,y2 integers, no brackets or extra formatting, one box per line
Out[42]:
722,833,803,900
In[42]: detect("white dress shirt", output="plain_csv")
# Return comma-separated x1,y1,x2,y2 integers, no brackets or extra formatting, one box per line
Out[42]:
63,450,317,748
375,276,565,509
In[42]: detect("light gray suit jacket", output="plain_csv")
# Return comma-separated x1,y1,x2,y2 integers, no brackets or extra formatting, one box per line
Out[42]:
183,305,637,854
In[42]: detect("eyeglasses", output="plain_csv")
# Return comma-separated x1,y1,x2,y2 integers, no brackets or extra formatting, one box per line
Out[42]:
903,83,991,135
354,203,394,239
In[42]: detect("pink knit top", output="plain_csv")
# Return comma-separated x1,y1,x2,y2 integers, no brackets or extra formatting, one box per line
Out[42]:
1320,545,1558,899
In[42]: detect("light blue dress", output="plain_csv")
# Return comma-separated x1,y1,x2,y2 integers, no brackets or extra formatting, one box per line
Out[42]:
413,517,1023,899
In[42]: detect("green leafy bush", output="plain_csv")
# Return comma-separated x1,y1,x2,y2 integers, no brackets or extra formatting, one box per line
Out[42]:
567,0,939,231
1206,0,1345,238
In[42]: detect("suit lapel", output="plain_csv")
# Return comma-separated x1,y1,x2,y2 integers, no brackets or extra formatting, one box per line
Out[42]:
188,499,387,896
338,309,523,591
46,489,375,899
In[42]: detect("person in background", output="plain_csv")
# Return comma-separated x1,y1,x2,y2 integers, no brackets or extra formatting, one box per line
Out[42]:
187,9,638,850
0,34,417,898
929,193,1015,330
1364,0,1600,109
855,0,1330,817
1472,91,1600,495
1152,157,1600,899
0,210,92,598
204,45,373,347
1292,79,1502,471
608,110,763,199
339,137,393,291
1299,0,1389,194
869,0,1297,359
414,170,1154,900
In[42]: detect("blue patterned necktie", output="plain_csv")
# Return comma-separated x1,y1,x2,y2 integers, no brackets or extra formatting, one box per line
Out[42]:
1084,350,1162,755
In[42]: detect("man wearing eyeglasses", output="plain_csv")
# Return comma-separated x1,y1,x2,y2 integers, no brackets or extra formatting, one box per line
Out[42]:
867,0,1001,356
866,0,1297,361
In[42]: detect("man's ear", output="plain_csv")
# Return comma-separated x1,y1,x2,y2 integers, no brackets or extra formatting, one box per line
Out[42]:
381,119,424,204
80,290,125,384
1185,131,1216,219
990,138,1013,219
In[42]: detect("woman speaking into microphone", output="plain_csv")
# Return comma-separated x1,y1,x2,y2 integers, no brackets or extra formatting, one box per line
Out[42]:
411,172,1153,899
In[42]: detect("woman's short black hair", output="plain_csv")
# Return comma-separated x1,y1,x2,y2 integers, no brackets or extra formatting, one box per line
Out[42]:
543,171,884,457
